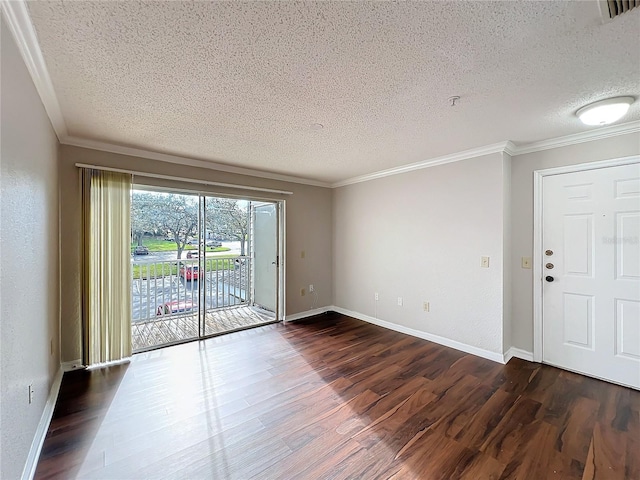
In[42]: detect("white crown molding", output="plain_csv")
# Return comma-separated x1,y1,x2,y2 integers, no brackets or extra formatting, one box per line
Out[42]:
63,120,640,190
503,140,519,157
1,0,67,140
61,136,332,188
510,120,640,156
331,121,640,187
331,141,513,188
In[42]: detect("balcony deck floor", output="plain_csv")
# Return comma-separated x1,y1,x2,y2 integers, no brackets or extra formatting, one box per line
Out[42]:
132,305,275,351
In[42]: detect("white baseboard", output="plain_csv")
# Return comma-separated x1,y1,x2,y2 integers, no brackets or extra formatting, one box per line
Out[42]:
284,306,332,322
331,306,505,364
503,347,534,364
61,359,83,372
86,357,131,370
21,366,63,480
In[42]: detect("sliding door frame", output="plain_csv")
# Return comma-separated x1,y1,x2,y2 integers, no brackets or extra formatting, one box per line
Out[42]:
132,183,286,352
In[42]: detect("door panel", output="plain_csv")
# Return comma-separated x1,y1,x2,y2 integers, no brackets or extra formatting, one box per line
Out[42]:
615,178,640,198
562,293,593,349
563,214,593,276
252,203,278,314
616,299,640,360
543,162,640,389
617,212,640,279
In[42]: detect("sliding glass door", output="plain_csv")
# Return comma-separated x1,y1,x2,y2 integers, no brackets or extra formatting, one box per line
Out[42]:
200,195,250,336
131,190,201,351
130,188,282,352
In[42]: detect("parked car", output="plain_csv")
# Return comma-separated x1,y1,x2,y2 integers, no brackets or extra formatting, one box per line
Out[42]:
206,240,222,248
134,245,149,255
180,264,199,281
156,300,194,316
186,250,200,259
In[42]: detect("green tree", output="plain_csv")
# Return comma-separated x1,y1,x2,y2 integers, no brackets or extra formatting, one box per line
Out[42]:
206,199,249,255
131,191,159,246
131,191,198,259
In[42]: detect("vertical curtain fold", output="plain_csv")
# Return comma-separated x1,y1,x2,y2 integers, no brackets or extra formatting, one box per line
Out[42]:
81,169,132,366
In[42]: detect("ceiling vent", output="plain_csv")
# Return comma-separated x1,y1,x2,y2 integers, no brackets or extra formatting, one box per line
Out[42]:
604,0,639,19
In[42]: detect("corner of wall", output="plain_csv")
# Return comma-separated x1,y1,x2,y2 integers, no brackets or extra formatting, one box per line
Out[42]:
502,152,513,355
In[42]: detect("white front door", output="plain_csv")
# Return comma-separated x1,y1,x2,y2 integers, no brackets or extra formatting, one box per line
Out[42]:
542,162,640,389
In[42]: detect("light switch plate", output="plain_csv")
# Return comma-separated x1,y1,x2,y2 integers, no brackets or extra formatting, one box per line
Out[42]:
522,257,532,269
481,256,490,268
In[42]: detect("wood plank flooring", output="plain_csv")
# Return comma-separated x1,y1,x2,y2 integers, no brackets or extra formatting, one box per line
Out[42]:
35,313,640,479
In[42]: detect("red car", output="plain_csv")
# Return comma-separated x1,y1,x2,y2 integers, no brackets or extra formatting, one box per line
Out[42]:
156,300,195,316
179,264,199,281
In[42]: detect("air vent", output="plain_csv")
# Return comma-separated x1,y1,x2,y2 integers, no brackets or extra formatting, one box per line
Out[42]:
606,0,639,18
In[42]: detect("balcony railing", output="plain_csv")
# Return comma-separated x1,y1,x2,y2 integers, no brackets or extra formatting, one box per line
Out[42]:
132,255,251,324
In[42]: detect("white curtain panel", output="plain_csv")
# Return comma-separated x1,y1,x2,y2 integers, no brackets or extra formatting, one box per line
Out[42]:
82,169,132,366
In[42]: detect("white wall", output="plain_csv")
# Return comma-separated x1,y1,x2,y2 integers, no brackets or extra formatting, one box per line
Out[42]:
1,16,60,479
333,153,509,357
510,132,640,353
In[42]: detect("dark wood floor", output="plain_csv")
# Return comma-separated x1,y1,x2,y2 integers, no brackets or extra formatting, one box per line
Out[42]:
36,313,639,479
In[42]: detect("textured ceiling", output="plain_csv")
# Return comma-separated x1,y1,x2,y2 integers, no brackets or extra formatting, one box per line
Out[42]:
26,1,640,184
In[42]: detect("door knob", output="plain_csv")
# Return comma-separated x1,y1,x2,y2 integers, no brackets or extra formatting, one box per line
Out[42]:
545,276,554,282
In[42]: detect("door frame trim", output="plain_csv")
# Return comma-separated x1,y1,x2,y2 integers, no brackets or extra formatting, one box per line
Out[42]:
532,154,640,363
279,200,286,321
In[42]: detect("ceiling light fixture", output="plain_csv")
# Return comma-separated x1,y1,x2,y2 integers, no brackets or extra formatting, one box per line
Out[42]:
576,96,634,126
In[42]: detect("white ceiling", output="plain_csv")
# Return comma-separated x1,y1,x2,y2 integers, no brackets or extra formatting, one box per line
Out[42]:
23,1,640,184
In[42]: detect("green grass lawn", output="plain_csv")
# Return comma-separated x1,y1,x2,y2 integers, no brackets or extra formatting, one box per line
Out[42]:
132,255,239,279
131,238,230,253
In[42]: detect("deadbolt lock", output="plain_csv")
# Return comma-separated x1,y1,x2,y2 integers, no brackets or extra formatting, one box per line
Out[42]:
545,249,553,256
545,263,554,269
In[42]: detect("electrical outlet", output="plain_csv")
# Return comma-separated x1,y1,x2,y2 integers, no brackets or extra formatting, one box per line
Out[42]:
522,257,532,269
397,297,403,306
423,302,430,312
300,288,306,296
481,256,490,268
374,292,379,301
309,284,314,292
28,384,34,404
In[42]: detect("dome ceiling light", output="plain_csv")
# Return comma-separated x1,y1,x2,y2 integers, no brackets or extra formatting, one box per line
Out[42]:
576,96,634,126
